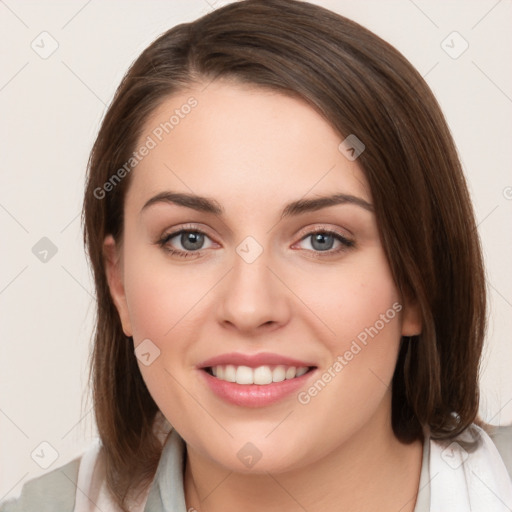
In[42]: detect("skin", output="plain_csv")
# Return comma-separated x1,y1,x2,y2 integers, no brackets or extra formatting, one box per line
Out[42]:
104,80,423,512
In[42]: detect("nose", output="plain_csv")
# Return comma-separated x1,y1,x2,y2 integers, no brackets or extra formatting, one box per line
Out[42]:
216,244,291,334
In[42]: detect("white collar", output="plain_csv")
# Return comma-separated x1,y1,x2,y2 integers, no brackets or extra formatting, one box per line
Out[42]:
429,423,512,511
74,421,512,511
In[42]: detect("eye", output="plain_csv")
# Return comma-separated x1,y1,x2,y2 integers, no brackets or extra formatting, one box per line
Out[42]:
156,226,354,259
294,229,354,256
157,228,215,257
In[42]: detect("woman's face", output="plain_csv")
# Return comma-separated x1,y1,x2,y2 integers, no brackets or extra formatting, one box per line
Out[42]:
104,80,421,473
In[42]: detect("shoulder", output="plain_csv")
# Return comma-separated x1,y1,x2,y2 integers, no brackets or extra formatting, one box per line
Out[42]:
0,438,150,512
487,423,512,479
1,416,174,512
0,456,81,512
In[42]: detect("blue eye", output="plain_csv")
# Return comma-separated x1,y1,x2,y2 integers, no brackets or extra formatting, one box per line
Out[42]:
157,227,354,259
175,231,205,251
158,229,213,257
297,230,354,255
308,232,339,251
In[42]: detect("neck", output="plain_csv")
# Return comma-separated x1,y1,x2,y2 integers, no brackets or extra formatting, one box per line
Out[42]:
183,400,423,512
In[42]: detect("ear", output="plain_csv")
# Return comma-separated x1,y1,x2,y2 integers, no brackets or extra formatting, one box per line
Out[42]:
400,295,422,337
103,234,133,337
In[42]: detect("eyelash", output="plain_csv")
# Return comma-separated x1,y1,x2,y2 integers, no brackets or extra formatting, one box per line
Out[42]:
156,226,355,259
298,229,355,259
156,227,355,258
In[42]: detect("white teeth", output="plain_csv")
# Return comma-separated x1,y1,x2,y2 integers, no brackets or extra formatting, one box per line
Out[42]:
224,365,236,382
208,364,311,385
296,367,309,377
253,366,273,385
272,365,286,382
285,366,296,379
236,365,254,384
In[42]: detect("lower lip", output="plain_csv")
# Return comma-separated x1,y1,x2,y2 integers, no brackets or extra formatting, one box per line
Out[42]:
199,368,317,407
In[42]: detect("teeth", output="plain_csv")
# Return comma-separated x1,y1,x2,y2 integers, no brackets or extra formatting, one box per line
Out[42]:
224,365,236,382
285,366,296,379
236,365,255,384
296,367,309,377
208,365,311,385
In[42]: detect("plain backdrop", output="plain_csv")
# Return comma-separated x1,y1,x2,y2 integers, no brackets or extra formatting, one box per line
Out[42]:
1,0,511,501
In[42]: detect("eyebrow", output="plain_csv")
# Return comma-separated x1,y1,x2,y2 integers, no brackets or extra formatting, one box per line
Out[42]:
140,191,374,218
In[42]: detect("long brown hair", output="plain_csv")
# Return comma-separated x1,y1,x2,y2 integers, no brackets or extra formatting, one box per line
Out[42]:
82,0,486,509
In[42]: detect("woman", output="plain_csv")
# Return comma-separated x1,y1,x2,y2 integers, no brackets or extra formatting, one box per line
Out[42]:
2,1,510,511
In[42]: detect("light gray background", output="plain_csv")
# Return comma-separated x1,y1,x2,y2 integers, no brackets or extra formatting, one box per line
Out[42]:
1,0,511,501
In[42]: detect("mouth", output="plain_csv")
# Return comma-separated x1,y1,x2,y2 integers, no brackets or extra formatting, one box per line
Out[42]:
199,363,318,408
197,352,318,406
203,364,317,385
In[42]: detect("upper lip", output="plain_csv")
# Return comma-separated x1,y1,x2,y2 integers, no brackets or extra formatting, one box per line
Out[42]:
198,352,317,369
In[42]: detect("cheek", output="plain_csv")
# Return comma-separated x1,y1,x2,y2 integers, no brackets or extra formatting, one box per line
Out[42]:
122,244,212,343
335,269,402,356
291,248,402,353
291,248,403,408
120,246,208,419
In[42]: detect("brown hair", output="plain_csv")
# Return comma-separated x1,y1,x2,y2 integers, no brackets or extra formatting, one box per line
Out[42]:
82,0,486,509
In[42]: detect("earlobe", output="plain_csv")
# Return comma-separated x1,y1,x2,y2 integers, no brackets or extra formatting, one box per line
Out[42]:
103,235,133,337
401,296,423,337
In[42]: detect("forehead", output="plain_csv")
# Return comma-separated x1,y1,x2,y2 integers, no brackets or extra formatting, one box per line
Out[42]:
126,80,370,213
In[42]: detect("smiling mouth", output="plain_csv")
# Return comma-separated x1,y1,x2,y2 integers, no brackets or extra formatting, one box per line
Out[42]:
203,364,317,385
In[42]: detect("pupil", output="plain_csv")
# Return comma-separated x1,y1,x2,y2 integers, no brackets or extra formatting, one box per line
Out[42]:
312,233,333,251
182,232,204,250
